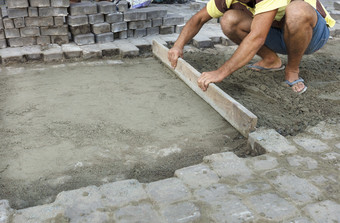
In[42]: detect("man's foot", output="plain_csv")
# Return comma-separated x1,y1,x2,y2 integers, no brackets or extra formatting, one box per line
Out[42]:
247,59,283,72
285,78,307,94
247,64,285,72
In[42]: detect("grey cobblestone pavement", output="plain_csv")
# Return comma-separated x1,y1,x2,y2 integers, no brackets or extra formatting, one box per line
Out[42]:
0,2,340,223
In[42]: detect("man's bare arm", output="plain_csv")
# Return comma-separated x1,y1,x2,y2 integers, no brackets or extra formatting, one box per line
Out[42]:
197,9,278,91
168,7,212,68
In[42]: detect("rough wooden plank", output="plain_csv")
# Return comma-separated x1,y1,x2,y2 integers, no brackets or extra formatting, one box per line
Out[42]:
152,40,257,137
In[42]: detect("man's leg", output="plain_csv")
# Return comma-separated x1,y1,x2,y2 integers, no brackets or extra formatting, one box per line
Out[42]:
284,1,318,93
220,9,282,69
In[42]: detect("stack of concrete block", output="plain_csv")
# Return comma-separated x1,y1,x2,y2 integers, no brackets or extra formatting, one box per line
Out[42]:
0,7,6,48
2,0,69,48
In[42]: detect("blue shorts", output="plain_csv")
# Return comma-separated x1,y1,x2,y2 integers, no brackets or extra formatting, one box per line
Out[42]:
264,10,330,55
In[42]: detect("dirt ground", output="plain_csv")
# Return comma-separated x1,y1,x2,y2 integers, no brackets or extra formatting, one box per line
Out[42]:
0,58,246,209
184,38,340,136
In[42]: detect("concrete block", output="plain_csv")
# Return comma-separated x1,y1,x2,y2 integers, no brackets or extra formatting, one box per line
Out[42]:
118,30,127,39
28,7,38,17
160,202,201,223
335,2,340,10
54,16,65,26
133,28,146,38
117,1,129,12
98,42,119,56
293,136,330,153
7,0,28,9
88,13,104,24
303,200,340,223
96,1,116,14
70,2,97,16
114,203,162,223
193,34,213,48
67,15,88,26
163,14,184,26
0,39,7,49
39,7,68,17
105,13,123,23
124,9,147,22
62,43,82,59
8,37,36,47
0,20,2,30
69,24,91,35
22,45,42,60
91,22,110,34
51,35,69,45
128,20,151,29
0,47,25,63
41,25,68,35
79,44,102,59
25,17,54,27
13,17,25,28
4,28,20,38
159,26,174,35
151,18,162,27
37,35,50,45
0,200,13,223
175,24,184,34
20,26,40,37
330,11,340,20
95,32,113,43
0,30,5,39
3,18,15,29
29,0,50,7
74,33,95,45
43,44,63,62
146,26,159,36
111,21,127,33
51,0,70,8
7,8,28,18
140,7,167,19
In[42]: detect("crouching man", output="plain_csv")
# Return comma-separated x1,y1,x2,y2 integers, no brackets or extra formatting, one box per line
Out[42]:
168,0,335,94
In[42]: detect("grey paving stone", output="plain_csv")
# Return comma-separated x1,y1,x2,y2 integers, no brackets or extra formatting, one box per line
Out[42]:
128,20,151,29
283,217,314,223
124,9,147,22
70,2,97,16
175,24,185,34
74,33,95,45
37,35,50,45
7,0,28,9
174,163,219,189
54,16,65,26
160,202,201,223
51,35,69,46
69,24,91,35
303,200,340,223
163,14,184,26
0,47,25,63
98,42,119,56
4,28,20,38
62,43,82,59
28,7,38,17
88,13,104,24
233,181,272,195
128,38,151,54
147,26,159,36
203,152,254,183
335,1,340,10
95,32,113,43
264,169,322,205
306,121,339,140
79,44,102,59
246,154,279,172
330,10,340,20
248,128,297,155
0,200,13,223
247,193,299,222
3,18,14,29
67,15,88,26
0,30,5,40
20,27,40,37
40,25,68,36
7,8,28,18
111,21,127,33
25,17,54,27
193,183,233,203
91,22,110,34
0,39,6,49
133,28,146,38
193,34,213,48
335,142,340,149
22,45,42,60
29,0,50,7
12,204,66,223
113,203,162,223
51,0,70,8
105,12,123,23
118,30,127,39
96,1,116,14
8,37,37,47
152,18,163,27
13,17,25,28
286,155,318,170
43,44,63,62
117,1,129,12
160,26,175,35
293,137,331,153
145,177,191,207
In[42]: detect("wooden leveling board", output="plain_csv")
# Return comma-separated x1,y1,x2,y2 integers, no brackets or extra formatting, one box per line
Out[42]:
152,40,257,137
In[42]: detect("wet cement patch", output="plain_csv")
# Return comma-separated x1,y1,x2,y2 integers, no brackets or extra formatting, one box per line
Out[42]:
184,38,340,136
0,58,245,209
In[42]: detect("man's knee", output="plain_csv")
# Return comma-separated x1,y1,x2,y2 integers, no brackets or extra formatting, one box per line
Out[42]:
285,1,317,29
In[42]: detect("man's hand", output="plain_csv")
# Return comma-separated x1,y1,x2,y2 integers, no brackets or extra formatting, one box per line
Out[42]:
197,70,225,91
168,46,183,68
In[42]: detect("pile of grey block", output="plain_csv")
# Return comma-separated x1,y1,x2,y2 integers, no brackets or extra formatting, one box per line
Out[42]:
1,0,69,48
0,0,185,48
69,1,185,45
